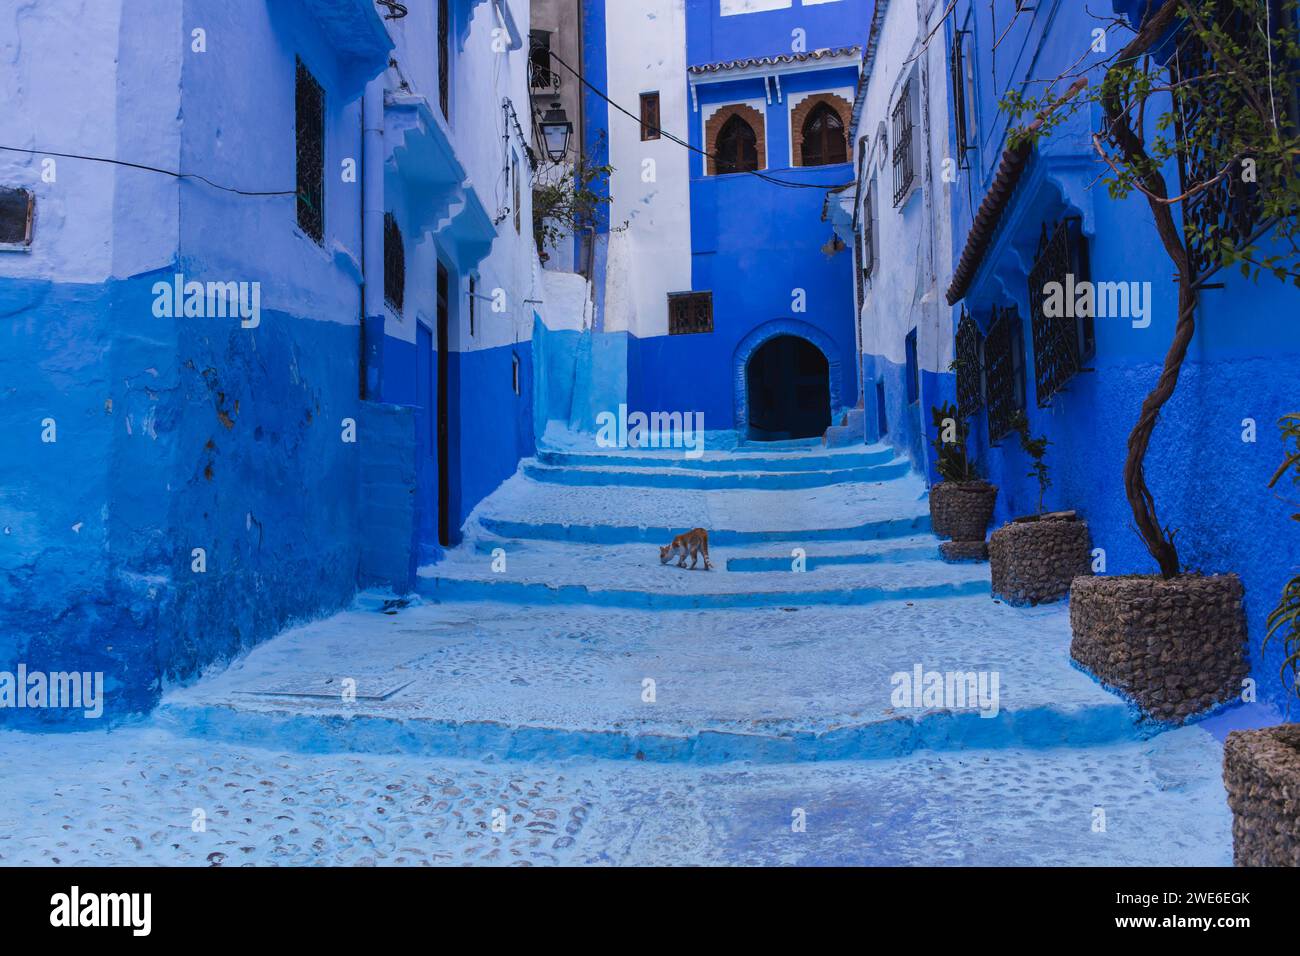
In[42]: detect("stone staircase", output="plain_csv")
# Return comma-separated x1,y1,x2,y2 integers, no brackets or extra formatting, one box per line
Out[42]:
157,439,1145,763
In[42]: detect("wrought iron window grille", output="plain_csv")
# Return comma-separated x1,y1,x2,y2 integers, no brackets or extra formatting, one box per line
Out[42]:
984,304,1026,444
891,81,915,207
668,291,713,335
295,58,325,244
1027,216,1094,407
955,308,984,420
383,212,405,314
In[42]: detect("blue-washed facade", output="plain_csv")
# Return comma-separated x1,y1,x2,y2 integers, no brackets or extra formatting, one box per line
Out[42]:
0,0,551,725
573,0,870,440
849,0,1300,710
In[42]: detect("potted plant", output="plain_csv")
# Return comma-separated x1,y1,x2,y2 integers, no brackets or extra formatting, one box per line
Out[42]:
928,401,998,560
1002,0,1297,721
989,412,1092,606
1224,413,1300,866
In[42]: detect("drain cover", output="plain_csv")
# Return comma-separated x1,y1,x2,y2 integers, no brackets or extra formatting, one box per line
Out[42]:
236,674,413,701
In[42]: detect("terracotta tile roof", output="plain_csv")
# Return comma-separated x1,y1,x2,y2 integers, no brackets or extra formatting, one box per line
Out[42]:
688,46,860,75
945,141,1033,306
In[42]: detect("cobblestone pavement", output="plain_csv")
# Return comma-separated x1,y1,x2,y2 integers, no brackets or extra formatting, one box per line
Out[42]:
0,725,1232,866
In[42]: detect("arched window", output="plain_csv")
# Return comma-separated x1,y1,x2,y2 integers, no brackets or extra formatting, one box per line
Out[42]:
715,114,759,174
801,102,847,166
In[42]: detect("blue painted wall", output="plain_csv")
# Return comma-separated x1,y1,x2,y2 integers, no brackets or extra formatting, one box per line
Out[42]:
936,0,1300,711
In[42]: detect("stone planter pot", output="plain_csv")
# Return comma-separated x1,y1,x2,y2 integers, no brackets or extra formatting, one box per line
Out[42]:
1069,573,1248,724
989,514,1092,606
1224,724,1300,866
929,480,998,542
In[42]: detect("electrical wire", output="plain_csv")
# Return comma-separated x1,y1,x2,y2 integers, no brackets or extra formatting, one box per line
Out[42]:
546,49,852,191
0,144,296,196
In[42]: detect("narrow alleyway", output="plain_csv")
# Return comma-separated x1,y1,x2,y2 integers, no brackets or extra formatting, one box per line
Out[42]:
0,439,1251,865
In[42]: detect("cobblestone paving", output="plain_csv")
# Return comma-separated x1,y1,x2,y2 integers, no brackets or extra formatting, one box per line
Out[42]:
0,725,1232,866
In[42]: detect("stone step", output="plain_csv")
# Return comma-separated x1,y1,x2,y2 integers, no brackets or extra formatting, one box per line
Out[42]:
155,598,1142,765
536,446,895,473
522,459,910,490
822,406,866,448
727,543,941,571
476,513,931,545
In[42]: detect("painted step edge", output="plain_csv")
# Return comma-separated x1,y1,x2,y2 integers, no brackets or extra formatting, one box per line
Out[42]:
535,449,896,472
414,576,991,608
522,461,911,488
153,699,1141,765
726,545,941,571
476,514,932,544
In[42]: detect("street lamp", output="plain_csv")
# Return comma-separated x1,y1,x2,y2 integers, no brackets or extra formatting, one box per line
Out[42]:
539,102,573,162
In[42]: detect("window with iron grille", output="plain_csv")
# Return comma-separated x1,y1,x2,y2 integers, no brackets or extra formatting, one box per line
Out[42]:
668,291,713,335
950,29,973,167
640,92,661,141
295,58,324,244
1027,217,1092,406
529,31,557,92
955,308,983,419
0,186,34,248
891,79,915,206
383,212,404,314
438,0,451,120
861,180,877,279
1171,0,1281,285
984,305,1026,443
853,233,864,312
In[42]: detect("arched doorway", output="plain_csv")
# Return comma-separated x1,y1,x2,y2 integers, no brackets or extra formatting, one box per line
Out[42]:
745,335,831,441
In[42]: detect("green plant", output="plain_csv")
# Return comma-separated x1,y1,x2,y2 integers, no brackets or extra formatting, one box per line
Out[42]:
1010,410,1051,515
1001,0,1300,578
1265,412,1300,699
532,136,614,254
930,401,975,483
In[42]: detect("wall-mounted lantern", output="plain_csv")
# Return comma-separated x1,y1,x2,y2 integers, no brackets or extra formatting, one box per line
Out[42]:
539,102,573,162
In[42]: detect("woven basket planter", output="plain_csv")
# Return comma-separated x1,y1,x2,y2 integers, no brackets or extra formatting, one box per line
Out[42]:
929,480,998,542
1223,724,1300,866
1069,573,1248,723
989,515,1091,606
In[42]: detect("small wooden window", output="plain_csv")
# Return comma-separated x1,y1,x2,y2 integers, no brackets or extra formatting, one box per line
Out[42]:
0,187,34,248
640,92,661,141
715,115,758,174
295,58,325,243
668,291,713,335
801,102,847,166
438,0,451,119
383,212,405,314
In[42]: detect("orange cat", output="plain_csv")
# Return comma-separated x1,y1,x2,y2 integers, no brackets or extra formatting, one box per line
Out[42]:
659,528,712,570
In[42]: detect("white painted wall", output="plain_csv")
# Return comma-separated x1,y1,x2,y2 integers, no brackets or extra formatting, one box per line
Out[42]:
854,0,954,376
602,0,692,339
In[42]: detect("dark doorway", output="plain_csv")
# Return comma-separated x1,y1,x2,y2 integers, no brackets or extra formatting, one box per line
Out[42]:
436,261,452,548
415,320,436,560
745,335,831,440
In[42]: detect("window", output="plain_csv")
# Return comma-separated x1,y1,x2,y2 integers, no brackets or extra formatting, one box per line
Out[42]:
984,305,1026,443
468,275,476,337
529,30,556,91
905,329,920,405
860,179,877,279
950,29,975,167
668,291,713,335
438,0,451,119
0,186,34,249
383,212,404,314
955,308,984,420
295,58,325,244
801,102,847,166
512,150,521,234
891,77,916,206
715,114,759,174
640,92,661,141
1027,217,1093,406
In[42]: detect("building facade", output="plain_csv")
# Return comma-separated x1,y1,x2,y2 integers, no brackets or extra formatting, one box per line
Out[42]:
0,0,561,725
